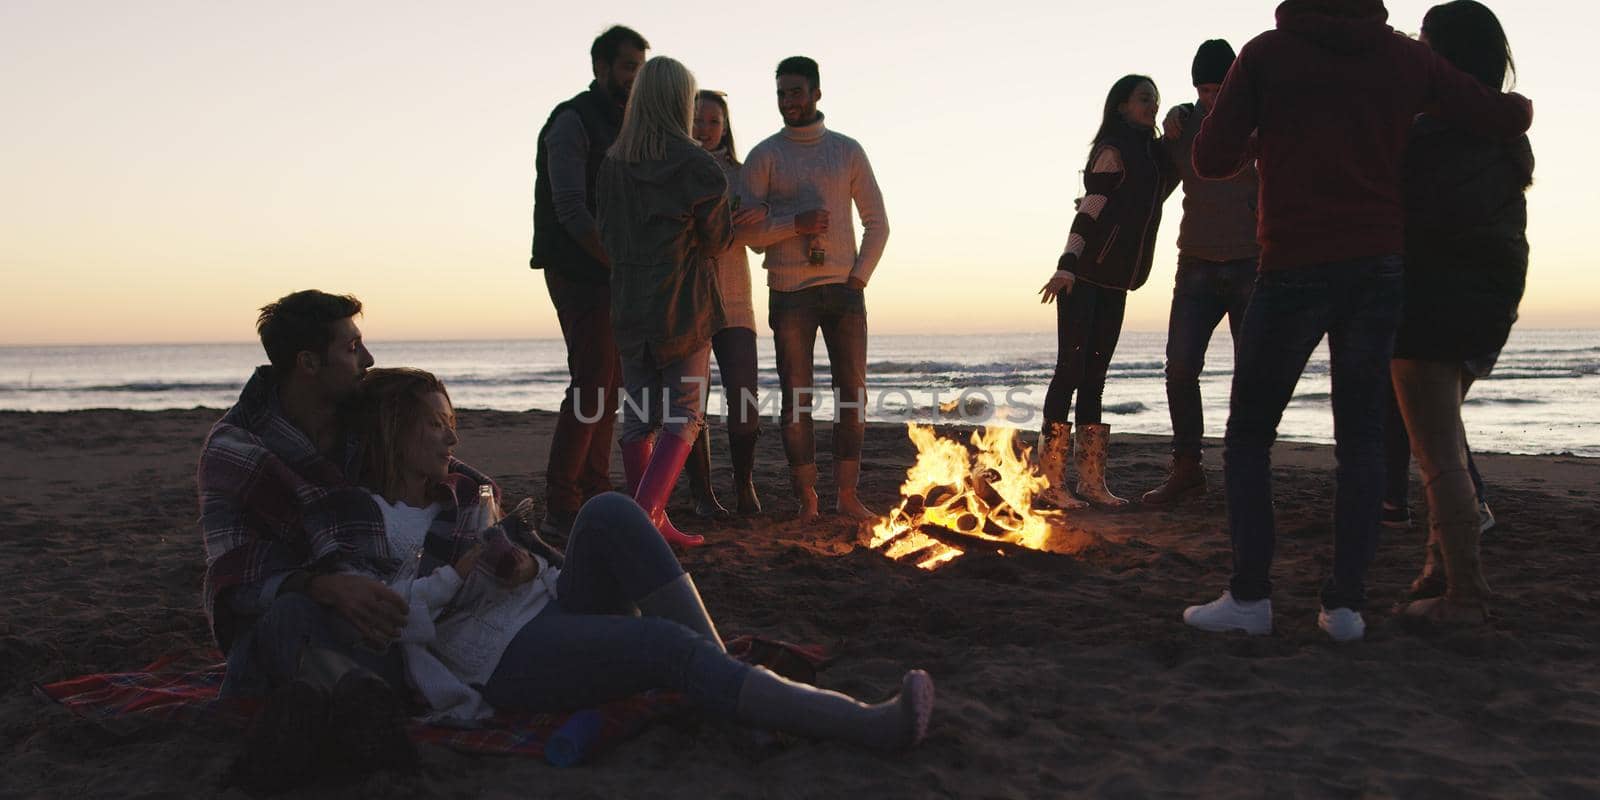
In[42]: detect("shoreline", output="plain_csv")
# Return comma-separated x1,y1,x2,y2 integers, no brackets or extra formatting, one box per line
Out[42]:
2,408,1597,796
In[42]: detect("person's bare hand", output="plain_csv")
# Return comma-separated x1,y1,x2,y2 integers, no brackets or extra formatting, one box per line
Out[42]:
499,548,539,586
1163,106,1190,141
453,544,483,578
1039,272,1076,304
846,276,867,290
734,204,768,226
796,209,830,235
308,574,408,647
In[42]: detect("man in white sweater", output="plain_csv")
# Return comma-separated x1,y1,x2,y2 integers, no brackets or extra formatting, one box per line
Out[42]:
742,56,889,523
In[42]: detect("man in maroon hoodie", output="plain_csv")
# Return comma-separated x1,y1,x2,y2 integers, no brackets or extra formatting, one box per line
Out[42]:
1181,0,1532,641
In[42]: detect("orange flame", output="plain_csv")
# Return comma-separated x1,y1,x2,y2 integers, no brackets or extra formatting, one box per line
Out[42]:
868,423,1056,569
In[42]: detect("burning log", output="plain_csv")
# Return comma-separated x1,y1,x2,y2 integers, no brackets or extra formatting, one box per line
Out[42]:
868,424,1064,569
914,522,1042,560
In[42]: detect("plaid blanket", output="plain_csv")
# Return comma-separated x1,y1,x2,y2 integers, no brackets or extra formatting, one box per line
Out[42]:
34,653,686,761
199,366,506,650
33,636,827,763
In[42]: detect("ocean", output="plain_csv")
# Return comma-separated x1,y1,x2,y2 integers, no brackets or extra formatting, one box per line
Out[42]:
2,329,1596,458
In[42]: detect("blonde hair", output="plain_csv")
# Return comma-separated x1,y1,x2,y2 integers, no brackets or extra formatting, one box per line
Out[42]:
355,367,452,498
609,56,698,163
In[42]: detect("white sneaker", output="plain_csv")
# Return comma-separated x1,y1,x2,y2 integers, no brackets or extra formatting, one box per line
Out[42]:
1478,501,1495,533
1318,607,1366,642
1183,591,1272,635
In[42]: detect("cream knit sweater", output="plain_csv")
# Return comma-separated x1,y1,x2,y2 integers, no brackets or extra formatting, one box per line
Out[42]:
741,115,889,292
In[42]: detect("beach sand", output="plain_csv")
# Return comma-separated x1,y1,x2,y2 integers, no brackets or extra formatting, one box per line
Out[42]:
2,408,1598,797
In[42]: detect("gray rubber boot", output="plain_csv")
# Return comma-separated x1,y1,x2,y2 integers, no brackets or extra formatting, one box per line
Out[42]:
733,666,934,751
636,573,725,652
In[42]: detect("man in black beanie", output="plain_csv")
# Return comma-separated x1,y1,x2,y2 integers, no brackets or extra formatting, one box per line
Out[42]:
1142,39,1260,506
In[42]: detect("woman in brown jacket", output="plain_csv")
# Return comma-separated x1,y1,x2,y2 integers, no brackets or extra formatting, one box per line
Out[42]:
596,56,732,548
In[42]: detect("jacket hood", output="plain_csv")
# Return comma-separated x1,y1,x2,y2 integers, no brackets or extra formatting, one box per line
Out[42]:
1276,0,1392,53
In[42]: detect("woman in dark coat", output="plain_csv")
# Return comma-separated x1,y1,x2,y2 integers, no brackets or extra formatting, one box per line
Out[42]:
1391,0,1534,623
1036,75,1179,509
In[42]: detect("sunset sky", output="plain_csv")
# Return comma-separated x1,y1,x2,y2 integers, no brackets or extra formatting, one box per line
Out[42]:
2,1,1588,346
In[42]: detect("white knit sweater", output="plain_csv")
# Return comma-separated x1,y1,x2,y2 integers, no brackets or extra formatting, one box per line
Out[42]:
371,494,560,723
741,115,890,292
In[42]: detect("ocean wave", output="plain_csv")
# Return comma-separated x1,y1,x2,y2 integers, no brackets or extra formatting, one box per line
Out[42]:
0,380,243,394
868,359,1055,376
1462,396,1546,406
1104,401,1150,415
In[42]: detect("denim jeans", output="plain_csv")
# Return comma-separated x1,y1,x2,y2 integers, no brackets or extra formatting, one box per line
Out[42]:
222,591,407,697
618,344,712,445
711,326,761,436
481,493,750,716
1043,281,1127,424
770,284,868,465
1224,256,1404,611
545,271,622,515
1164,257,1257,457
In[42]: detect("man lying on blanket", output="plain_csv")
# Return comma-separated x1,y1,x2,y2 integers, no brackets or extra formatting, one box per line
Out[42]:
196,290,522,785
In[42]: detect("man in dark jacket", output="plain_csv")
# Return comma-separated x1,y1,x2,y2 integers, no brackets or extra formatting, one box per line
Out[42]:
1143,39,1261,506
529,25,648,540
1181,0,1532,642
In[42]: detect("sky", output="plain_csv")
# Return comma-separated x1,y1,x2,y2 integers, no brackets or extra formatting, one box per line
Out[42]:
1,1,1591,346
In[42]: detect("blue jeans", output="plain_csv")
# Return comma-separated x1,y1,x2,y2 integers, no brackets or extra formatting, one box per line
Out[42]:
481,493,750,716
618,344,712,444
1224,256,1404,611
223,592,406,697
770,284,868,465
1164,257,1257,457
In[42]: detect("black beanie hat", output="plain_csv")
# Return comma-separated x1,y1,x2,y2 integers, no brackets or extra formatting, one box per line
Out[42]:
1192,39,1236,86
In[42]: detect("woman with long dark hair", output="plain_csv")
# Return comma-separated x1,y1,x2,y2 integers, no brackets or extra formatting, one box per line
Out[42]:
1036,75,1179,509
685,89,769,516
596,56,731,547
1392,0,1533,623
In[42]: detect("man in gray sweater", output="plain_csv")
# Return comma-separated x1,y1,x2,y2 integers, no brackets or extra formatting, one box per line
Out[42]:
742,55,890,523
1142,39,1261,506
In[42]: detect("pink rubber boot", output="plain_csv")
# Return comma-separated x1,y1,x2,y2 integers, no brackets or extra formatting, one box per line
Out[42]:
621,435,704,548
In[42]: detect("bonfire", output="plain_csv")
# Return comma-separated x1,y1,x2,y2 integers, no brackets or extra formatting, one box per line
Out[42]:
867,424,1058,570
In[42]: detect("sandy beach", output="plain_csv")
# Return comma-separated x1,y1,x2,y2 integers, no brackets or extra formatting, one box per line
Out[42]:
2,407,1598,798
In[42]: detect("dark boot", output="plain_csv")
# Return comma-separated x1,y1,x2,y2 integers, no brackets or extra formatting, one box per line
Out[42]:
688,426,729,518
229,678,328,792
733,666,934,750
1405,468,1490,623
729,428,762,514
297,648,417,777
1141,452,1207,505
636,573,724,651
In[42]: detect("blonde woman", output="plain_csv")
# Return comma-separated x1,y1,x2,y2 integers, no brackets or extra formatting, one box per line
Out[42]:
597,56,732,548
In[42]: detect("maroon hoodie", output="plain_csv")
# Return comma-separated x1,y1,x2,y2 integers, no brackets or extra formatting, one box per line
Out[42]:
1193,0,1532,270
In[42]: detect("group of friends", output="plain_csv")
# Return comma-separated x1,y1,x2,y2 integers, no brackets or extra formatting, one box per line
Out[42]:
196,0,1533,787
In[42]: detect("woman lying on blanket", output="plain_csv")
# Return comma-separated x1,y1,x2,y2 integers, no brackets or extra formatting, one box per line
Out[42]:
351,367,935,748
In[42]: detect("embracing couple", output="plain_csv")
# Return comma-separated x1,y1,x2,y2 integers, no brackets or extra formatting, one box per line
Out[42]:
197,290,932,790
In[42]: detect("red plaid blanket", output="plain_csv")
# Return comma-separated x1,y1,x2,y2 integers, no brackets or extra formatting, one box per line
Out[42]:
33,637,827,762
33,653,685,760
